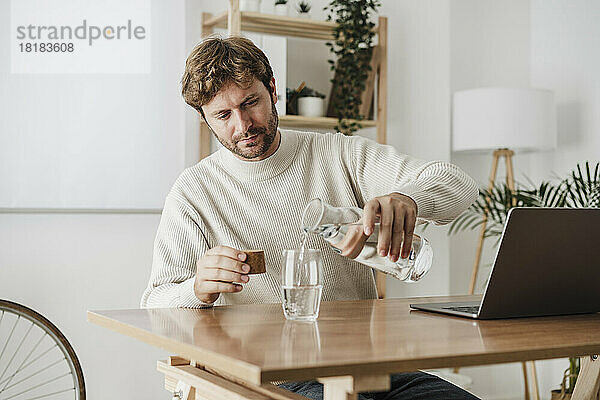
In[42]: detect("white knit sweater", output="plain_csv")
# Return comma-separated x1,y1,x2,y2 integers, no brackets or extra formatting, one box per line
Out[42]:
141,129,478,308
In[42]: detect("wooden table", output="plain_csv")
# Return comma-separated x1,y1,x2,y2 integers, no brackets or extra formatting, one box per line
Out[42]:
88,295,600,400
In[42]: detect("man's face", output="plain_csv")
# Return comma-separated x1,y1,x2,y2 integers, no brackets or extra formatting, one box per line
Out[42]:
201,77,279,161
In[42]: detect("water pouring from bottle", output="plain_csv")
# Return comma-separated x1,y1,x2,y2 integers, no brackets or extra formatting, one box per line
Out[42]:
300,198,433,283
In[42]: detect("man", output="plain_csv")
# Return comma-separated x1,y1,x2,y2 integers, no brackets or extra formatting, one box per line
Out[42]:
141,36,480,400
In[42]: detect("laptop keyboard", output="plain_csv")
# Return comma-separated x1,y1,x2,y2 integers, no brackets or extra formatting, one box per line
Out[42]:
442,305,481,314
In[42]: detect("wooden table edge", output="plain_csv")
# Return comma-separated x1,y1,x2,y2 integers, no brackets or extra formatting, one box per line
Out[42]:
258,346,600,383
87,310,263,384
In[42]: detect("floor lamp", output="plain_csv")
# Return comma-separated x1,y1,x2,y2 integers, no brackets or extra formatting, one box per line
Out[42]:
452,87,557,400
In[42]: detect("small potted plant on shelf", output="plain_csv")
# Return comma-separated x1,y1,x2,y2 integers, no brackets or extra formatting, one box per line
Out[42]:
296,1,311,18
297,87,325,117
286,85,325,117
274,0,289,16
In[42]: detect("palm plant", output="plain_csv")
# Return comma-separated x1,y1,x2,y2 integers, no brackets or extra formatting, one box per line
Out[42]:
449,162,599,237
447,161,598,395
448,179,568,240
564,161,600,207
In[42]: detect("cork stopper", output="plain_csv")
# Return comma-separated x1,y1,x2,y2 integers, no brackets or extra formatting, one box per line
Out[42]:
244,250,266,274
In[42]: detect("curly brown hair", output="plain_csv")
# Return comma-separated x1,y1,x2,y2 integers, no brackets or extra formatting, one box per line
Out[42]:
181,36,274,116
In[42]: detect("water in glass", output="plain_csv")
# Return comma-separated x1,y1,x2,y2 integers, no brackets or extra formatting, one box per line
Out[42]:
281,248,323,321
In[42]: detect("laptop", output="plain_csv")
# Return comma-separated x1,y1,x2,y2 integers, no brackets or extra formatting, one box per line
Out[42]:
410,207,600,319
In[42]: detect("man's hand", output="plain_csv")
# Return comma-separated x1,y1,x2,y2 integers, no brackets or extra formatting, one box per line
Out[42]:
194,246,250,304
335,193,417,263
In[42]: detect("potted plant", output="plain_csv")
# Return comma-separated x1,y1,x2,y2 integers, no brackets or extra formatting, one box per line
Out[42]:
274,0,289,16
287,86,326,117
446,161,599,399
324,0,381,134
297,87,326,117
296,1,311,18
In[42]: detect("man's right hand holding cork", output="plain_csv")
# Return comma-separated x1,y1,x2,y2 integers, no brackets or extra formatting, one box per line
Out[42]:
193,246,265,304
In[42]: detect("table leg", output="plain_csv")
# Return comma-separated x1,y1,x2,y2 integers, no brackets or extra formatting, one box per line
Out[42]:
522,360,540,400
529,361,540,400
160,358,309,400
318,375,390,400
522,362,530,400
571,355,600,400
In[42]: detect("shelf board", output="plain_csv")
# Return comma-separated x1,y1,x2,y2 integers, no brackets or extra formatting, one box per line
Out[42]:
279,115,376,129
203,11,337,40
198,115,376,130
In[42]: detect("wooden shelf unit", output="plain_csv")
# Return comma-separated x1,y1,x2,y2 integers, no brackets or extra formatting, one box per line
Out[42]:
203,11,337,40
279,115,377,129
200,0,388,298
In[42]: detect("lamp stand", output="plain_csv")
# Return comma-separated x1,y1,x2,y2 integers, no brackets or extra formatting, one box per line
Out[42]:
468,148,515,295
467,148,539,400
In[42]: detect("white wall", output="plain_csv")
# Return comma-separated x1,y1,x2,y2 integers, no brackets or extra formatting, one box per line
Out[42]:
0,0,186,209
529,0,600,180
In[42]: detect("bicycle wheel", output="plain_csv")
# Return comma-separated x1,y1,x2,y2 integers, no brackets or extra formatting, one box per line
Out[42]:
0,300,85,400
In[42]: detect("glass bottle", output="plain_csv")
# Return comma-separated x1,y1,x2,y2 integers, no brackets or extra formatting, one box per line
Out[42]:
301,198,433,282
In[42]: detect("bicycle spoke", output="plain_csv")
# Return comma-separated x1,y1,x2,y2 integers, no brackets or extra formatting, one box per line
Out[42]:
17,342,57,374
0,302,84,400
2,371,71,400
1,342,58,388
2,357,66,392
22,386,75,400
0,321,34,385
0,331,46,391
0,316,20,364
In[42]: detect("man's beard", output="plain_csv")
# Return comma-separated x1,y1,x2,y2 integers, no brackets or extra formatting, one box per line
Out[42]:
214,101,279,160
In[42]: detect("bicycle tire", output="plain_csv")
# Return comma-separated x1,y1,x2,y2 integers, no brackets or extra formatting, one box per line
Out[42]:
0,299,86,400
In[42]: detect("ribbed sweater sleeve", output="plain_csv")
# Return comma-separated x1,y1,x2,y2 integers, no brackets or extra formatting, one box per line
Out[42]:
140,192,213,308
347,135,478,225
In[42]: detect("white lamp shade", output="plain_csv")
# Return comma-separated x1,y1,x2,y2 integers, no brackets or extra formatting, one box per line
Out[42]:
452,88,557,153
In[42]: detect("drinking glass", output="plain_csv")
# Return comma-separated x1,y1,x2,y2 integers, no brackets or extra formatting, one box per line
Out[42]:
281,249,323,321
